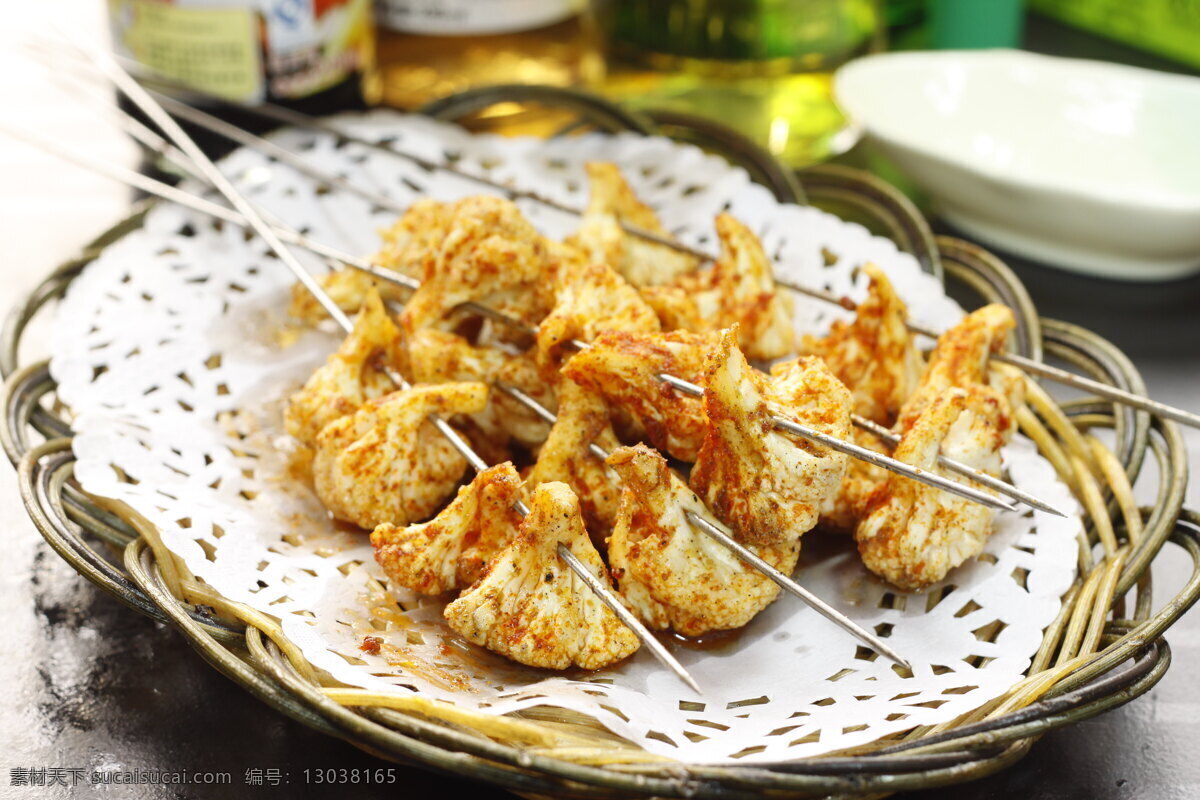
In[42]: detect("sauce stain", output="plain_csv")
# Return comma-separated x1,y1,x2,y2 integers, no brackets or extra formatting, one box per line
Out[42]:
663,627,744,652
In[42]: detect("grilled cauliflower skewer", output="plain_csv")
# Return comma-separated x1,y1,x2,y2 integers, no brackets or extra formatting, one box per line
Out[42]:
561,329,720,461
644,214,795,360
855,386,1013,590
284,289,404,448
536,260,661,368
287,198,453,326
853,303,1025,589
568,162,699,288
800,263,924,427
898,303,1018,430
692,329,852,546
444,481,641,670
607,444,799,636
797,266,923,531
407,328,553,456
371,463,524,595
523,381,624,543
312,381,489,529
399,196,552,334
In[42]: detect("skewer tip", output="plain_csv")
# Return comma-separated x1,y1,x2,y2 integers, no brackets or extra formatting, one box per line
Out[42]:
870,640,912,671
652,645,703,696
680,672,704,696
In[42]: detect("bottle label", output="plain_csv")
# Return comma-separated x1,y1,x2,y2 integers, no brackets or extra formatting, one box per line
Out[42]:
108,0,373,102
377,0,582,36
109,0,264,101
263,0,374,99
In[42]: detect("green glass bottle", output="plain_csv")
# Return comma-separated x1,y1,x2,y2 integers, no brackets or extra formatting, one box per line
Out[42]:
592,0,883,166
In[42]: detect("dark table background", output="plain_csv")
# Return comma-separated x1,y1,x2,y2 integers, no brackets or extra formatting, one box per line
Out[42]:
3,7,1199,799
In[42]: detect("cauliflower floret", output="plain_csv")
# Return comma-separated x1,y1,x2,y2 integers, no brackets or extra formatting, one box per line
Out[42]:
708,214,795,359
823,366,1024,537
288,199,451,326
408,329,554,453
444,481,640,670
897,304,1016,431
818,427,890,534
673,214,795,359
399,196,552,334
638,284,705,333
567,162,699,288
819,301,1023,535
284,289,404,448
691,330,851,546
856,385,1013,590
374,198,458,278
524,380,623,544
536,260,661,369
800,263,924,427
288,268,410,327
371,463,523,594
988,361,1026,413
312,382,489,529
408,328,510,385
561,329,721,461
607,444,799,636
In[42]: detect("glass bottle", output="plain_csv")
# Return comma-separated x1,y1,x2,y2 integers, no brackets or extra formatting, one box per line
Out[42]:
592,0,883,166
373,0,600,133
108,0,377,154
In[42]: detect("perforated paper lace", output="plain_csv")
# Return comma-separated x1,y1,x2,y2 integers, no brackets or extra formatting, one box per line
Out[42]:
51,112,1080,763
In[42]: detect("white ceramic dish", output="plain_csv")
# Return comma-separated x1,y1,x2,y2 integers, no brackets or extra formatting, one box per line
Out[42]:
835,50,1200,281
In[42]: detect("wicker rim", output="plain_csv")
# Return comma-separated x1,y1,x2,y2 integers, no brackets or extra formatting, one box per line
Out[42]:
4,88,1196,797
6,356,1194,796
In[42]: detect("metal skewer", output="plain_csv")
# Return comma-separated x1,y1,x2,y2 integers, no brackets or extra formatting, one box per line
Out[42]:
72,39,701,695
497,382,912,669
850,416,1061,517
11,69,1007,670
45,94,1057,515
105,67,1200,432
0,123,423,296
151,93,409,216
7,109,1029,518
92,62,627,219
775,281,1200,430
654,373,1014,513
16,67,1039,516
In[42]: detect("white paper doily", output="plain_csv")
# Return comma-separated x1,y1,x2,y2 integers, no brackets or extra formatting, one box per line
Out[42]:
50,111,1081,764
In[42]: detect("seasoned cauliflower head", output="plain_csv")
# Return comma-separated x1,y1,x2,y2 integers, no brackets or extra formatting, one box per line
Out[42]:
561,329,721,461
284,289,405,448
607,444,800,637
856,386,1014,590
523,380,623,544
312,381,488,529
897,303,1016,431
536,260,661,369
444,481,640,670
692,330,851,546
371,462,524,595
800,263,924,427
399,196,552,334
567,162,699,288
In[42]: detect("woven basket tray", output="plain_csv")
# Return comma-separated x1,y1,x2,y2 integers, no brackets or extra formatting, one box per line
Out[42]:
3,86,1197,798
